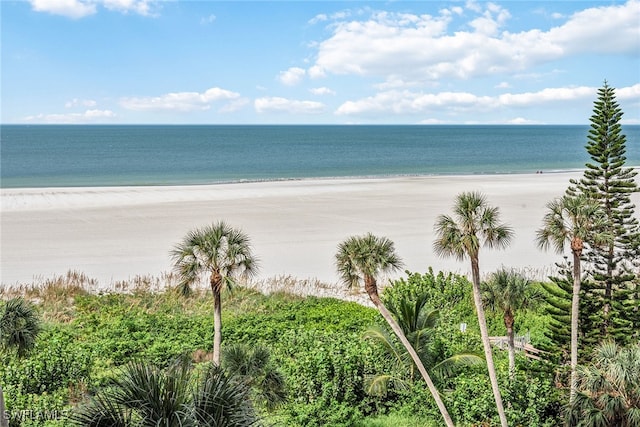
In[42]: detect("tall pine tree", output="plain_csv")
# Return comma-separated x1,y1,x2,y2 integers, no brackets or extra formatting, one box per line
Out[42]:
567,81,640,345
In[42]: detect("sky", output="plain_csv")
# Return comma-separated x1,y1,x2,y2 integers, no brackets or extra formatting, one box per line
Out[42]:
1,0,639,125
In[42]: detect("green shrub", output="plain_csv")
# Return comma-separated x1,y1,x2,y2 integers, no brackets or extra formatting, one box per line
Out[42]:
1,274,564,426
223,296,378,344
384,269,475,318
444,363,561,427
272,329,387,426
1,329,91,396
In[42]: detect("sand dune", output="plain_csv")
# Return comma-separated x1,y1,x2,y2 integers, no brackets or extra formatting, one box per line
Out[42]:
2,172,636,289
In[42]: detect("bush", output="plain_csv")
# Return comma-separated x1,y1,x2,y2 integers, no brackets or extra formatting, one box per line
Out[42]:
1,274,564,426
444,364,561,427
384,269,475,318
1,329,91,397
223,296,378,344
1,328,90,426
273,329,388,426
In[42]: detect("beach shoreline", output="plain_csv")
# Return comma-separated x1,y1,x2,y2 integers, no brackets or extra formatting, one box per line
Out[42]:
2,171,638,290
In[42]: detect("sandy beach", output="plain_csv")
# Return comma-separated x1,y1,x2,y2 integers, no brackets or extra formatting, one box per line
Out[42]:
2,172,637,290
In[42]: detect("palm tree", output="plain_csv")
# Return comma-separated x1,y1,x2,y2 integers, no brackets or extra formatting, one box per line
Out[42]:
0,297,41,357
566,341,640,427
536,194,609,404
434,191,513,427
482,268,540,378
336,233,455,427
364,290,482,396
71,358,260,426
172,221,259,365
222,344,287,411
0,297,42,427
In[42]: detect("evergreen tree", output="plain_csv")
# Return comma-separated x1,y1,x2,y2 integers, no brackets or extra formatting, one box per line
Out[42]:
540,263,606,364
539,262,572,359
567,81,640,345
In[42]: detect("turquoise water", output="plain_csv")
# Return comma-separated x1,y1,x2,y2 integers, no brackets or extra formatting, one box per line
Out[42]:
1,125,639,188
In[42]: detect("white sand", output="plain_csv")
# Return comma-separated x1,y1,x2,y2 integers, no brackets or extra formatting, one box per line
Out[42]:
2,172,637,290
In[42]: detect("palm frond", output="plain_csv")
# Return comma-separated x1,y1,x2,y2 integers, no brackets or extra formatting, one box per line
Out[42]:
435,191,513,262
364,374,392,397
172,222,259,295
537,195,612,256
70,392,133,427
433,215,466,261
363,326,406,366
0,297,41,357
431,353,484,382
335,233,403,290
193,364,259,427
570,342,640,427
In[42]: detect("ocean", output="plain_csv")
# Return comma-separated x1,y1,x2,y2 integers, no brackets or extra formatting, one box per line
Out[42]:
1,125,639,188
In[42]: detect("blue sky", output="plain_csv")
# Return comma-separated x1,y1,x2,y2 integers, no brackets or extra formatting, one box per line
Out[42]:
2,0,639,124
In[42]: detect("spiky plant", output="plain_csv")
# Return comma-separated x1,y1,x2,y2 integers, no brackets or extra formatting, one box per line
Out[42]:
0,297,41,357
566,341,640,427
0,297,43,427
71,359,260,426
222,344,287,411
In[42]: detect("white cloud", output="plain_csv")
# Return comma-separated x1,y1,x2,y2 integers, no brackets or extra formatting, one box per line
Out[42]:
617,83,640,100
310,1,640,83
307,65,326,79
65,98,97,108
546,0,640,54
309,10,351,25
254,97,325,114
335,84,640,117
309,87,336,96
29,0,96,19
201,14,216,25
309,13,328,25
465,0,483,13
506,117,541,125
120,87,241,112
23,109,116,124
495,82,511,89
418,118,449,124
102,0,155,16
497,86,594,106
278,67,306,86
440,6,463,17
374,77,426,91
29,0,159,18
336,90,488,116
219,98,250,113
468,3,511,36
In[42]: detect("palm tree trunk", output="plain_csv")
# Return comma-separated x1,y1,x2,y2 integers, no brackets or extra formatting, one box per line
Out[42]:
570,248,582,404
602,243,614,337
505,312,515,379
210,271,224,366
213,288,222,366
471,256,509,427
365,277,455,427
0,384,7,427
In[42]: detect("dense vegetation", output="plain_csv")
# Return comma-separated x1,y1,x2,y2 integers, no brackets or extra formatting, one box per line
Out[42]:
1,83,638,426
0,270,561,426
